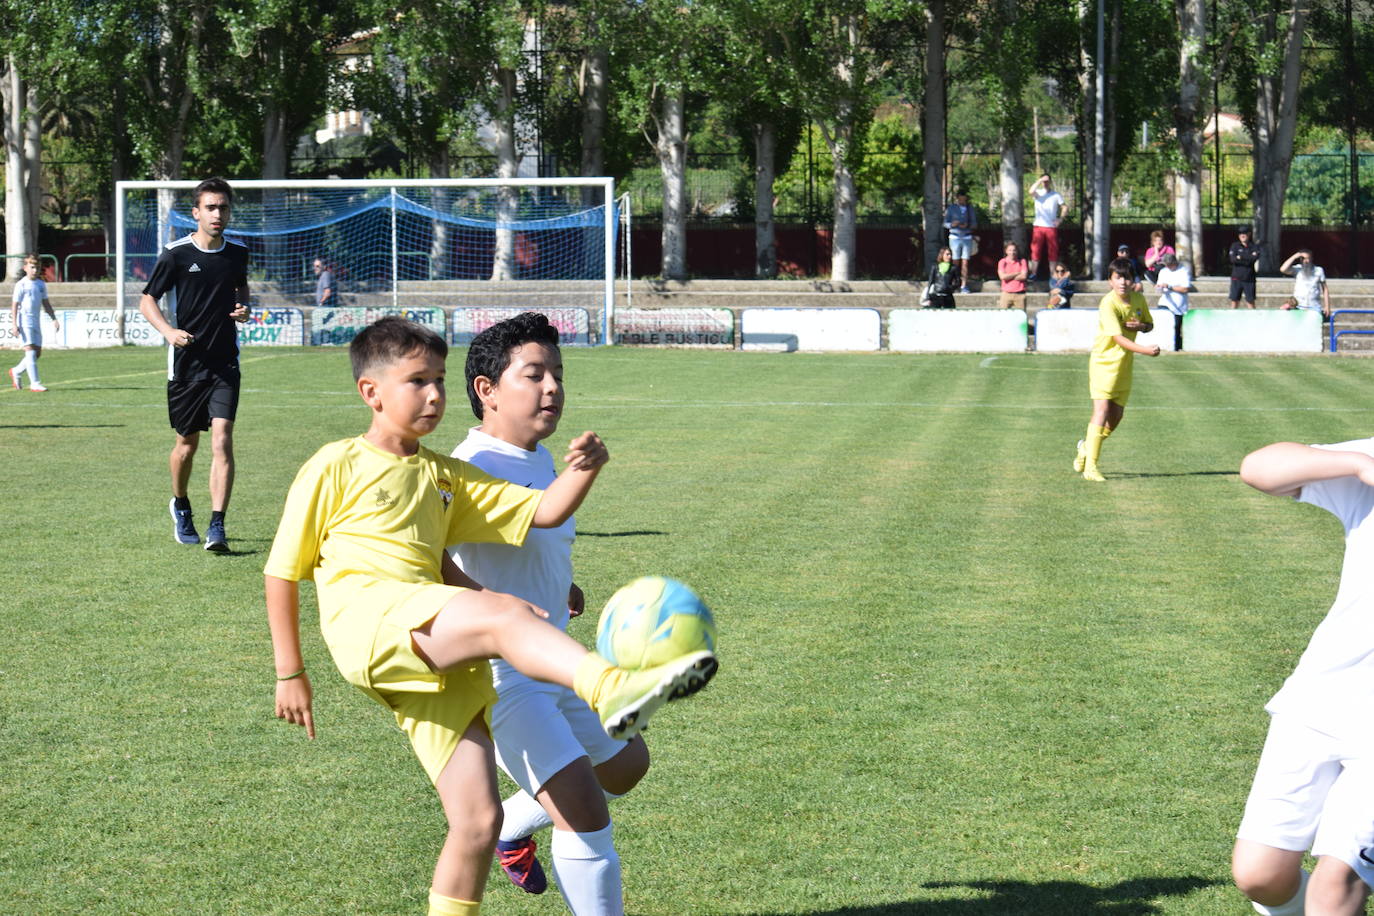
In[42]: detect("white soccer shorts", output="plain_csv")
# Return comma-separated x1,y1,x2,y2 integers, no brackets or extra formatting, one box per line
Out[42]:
1238,714,1374,882
17,317,41,348
491,671,628,797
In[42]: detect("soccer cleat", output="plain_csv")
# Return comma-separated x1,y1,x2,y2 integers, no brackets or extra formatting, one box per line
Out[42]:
204,517,229,553
495,837,547,895
1082,466,1106,483
28,383,47,392
170,499,200,545
596,651,718,741
8,367,19,390
1073,439,1086,473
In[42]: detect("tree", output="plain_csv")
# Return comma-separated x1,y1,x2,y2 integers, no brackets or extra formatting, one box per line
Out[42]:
1173,0,1205,274
921,0,947,271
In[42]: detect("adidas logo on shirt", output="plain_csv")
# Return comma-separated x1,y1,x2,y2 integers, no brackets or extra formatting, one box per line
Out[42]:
188,263,201,272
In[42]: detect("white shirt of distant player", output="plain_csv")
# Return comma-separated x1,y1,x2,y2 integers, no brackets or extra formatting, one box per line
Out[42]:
1265,437,1374,748
1155,265,1190,316
1291,264,1327,311
12,276,48,323
1032,188,1064,228
450,428,575,684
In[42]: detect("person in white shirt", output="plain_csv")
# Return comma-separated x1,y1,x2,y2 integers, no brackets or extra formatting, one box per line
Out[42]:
451,311,650,914
1279,250,1331,319
9,254,59,392
1154,253,1190,351
1233,439,1374,916
1029,173,1065,282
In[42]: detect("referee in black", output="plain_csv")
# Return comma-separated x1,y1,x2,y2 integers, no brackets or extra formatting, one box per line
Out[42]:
139,177,250,552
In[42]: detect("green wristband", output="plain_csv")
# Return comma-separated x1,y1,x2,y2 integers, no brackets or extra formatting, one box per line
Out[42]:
276,668,306,681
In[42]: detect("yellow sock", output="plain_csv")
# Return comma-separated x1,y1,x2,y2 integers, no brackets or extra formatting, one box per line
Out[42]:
1084,424,1107,467
428,890,480,916
572,653,616,708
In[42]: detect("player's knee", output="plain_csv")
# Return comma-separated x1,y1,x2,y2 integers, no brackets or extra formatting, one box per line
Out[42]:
1232,858,1293,902
446,798,502,853
599,736,650,795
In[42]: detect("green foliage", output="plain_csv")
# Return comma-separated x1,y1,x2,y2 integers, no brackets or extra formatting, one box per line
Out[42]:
6,345,1374,913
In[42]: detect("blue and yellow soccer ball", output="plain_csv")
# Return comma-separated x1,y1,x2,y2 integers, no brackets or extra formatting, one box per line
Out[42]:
595,576,717,670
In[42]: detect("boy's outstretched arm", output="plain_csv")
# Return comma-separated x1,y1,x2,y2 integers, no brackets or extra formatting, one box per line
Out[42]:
1239,442,1374,499
533,431,609,528
266,574,315,739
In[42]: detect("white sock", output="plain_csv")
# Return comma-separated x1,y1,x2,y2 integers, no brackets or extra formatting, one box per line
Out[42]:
550,824,622,916
22,351,39,386
1252,868,1308,915
499,790,553,842
11,359,24,379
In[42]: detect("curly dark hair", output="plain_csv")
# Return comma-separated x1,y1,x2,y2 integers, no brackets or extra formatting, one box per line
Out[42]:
350,316,447,381
464,311,561,419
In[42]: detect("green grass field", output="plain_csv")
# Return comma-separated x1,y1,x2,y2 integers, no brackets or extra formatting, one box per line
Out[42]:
4,345,1373,915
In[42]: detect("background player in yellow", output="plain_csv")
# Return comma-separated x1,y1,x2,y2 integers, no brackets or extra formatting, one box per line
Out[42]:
264,317,717,916
1073,257,1161,482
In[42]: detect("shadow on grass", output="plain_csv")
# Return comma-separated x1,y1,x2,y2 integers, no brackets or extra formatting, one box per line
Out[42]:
578,530,669,538
734,875,1219,915
1110,470,1236,479
0,423,124,429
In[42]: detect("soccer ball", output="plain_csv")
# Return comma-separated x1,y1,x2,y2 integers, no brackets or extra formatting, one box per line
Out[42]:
595,576,717,669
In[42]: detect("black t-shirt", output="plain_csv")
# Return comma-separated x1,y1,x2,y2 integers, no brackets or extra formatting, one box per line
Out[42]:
143,235,249,379
1229,241,1260,280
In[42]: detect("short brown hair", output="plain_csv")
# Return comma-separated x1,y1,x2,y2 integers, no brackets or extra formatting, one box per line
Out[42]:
350,316,447,381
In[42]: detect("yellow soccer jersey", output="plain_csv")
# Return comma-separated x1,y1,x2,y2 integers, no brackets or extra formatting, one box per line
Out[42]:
1088,290,1150,403
265,436,542,691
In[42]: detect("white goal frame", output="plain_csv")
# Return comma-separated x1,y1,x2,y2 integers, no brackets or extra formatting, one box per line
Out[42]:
115,176,618,343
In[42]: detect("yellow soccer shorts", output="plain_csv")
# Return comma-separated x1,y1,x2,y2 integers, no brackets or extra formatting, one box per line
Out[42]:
325,580,499,785
1088,356,1133,405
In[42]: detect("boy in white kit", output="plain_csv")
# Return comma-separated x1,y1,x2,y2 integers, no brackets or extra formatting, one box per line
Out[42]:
10,254,59,392
1234,438,1374,915
451,312,648,914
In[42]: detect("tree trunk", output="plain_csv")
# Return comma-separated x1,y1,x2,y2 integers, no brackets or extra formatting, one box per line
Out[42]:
1173,0,1205,274
753,121,777,279
999,141,1025,251
921,0,947,272
491,66,519,282
24,83,39,253
657,87,687,280
262,103,288,180
3,57,28,279
579,36,608,207
830,144,857,282
1251,1,1305,273
430,150,451,281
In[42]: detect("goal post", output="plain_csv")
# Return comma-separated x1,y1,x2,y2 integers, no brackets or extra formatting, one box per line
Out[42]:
116,177,618,345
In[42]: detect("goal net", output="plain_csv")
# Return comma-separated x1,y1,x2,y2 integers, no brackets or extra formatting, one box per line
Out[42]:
116,177,618,346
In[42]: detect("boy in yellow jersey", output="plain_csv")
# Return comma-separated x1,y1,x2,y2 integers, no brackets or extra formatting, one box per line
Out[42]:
1073,257,1161,482
264,317,717,916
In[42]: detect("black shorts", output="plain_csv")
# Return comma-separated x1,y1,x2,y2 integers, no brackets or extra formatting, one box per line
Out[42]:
1229,276,1256,302
168,371,240,436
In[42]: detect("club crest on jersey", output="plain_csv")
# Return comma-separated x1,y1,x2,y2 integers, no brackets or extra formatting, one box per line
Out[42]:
375,487,397,509
188,263,201,272
437,477,454,510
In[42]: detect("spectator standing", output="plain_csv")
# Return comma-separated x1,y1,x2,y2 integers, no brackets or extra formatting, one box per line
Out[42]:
313,258,336,308
1279,249,1331,319
943,190,977,294
997,242,1028,310
923,246,960,309
1028,174,1065,282
1228,226,1261,309
1155,253,1191,351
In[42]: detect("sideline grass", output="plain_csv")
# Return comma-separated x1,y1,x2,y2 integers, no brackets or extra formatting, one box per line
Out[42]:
2,346,1372,915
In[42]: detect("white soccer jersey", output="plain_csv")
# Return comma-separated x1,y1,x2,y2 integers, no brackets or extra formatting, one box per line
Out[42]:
1265,437,1374,747
12,276,47,322
450,428,575,683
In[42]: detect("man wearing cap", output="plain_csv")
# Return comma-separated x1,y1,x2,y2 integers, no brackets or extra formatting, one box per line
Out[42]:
1228,226,1261,309
1116,244,1144,292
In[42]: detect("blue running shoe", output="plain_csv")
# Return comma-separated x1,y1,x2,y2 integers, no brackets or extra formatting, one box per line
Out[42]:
496,837,547,894
170,499,199,545
204,517,228,553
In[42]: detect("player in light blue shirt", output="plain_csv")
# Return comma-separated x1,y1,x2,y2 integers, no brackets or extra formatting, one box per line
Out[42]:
9,254,59,392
